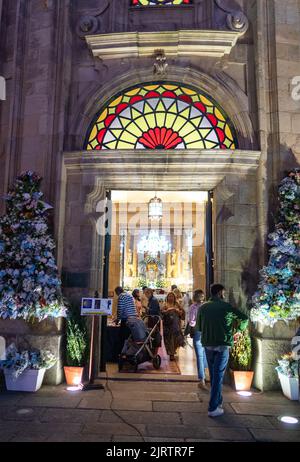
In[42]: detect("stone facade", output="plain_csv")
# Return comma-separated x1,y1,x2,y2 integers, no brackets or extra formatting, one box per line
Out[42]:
0,0,299,389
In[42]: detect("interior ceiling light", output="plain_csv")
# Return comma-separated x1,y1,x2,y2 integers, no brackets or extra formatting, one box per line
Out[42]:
137,230,170,257
148,193,163,222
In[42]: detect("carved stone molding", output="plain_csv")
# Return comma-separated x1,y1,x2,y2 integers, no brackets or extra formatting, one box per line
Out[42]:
63,150,261,191
85,29,241,60
214,0,249,34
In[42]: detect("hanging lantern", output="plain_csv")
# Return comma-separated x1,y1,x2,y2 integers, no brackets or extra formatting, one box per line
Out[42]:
148,194,163,222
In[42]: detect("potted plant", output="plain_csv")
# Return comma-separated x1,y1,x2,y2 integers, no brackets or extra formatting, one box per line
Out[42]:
0,343,56,392
64,316,88,386
229,327,254,391
276,353,299,400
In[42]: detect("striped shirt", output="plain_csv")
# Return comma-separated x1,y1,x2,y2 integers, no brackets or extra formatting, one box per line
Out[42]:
117,293,137,322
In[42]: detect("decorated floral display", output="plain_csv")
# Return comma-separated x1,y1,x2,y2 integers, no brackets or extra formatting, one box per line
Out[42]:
276,353,299,378
0,343,57,379
251,169,300,326
0,171,67,321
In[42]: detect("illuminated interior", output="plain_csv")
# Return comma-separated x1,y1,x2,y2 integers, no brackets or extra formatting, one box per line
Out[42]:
109,191,208,307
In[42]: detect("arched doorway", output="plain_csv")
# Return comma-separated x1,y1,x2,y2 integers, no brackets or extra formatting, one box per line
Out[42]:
60,78,260,378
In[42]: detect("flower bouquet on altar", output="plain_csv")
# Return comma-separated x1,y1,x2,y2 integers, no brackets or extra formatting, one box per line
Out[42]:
0,343,57,392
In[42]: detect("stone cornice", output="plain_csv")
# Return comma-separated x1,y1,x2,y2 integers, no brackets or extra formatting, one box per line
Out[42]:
63,150,261,191
85,30,241,60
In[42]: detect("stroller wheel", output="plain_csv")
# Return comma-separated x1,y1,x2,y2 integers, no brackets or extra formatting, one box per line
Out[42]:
152,355,161,370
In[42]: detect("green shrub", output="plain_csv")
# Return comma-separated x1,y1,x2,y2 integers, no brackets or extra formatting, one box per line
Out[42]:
66,318,88,367
229,327,252,371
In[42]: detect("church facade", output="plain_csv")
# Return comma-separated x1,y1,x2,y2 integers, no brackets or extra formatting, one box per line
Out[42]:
0,0,299,389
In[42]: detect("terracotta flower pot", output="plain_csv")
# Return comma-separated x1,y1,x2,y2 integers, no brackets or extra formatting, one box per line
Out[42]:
232,370,254,391
64,366,84,386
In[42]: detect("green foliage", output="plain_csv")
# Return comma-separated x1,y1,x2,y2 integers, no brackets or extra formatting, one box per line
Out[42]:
155,278,168,289
137,277,147,288
229,327,252,371
66,317,88,367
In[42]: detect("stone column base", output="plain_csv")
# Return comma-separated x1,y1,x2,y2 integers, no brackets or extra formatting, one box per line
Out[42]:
0,318,66,386
252,320,300,391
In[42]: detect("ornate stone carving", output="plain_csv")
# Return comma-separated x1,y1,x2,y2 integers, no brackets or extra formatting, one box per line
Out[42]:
77,15,98,37
214,0,249,34
76,0,110,38
153,49,168,76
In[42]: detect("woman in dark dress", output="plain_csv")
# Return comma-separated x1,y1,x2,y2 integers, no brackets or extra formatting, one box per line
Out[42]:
162,292,185,360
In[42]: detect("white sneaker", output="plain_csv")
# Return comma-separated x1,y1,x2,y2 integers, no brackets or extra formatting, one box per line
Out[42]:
208,407,224,418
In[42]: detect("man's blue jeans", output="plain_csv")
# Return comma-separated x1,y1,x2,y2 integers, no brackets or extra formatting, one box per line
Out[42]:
205,347,230,412
193,331,208,381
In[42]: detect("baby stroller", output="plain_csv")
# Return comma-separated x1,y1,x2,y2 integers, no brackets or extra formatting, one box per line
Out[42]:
118,315,162,372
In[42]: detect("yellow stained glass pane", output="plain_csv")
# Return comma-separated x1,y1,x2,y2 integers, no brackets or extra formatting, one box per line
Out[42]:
215,108,225,122
231,143,236,149
172,115,186,132
87,144,92,150
225,124,233,141
145,113,156,127
132,108,142,119
163,85,178,91
156,101,165,112
200,95,213,106
144,102,154,114
110,95,123,107
156,112,166,126
110,129,123,139
91,139,99,149
168,102,178,114
184,130,202,144
97,109,108,123
134,117,149,132
90,125,98,140
122,131,138,144
125,122,143,137
200,129,212,139
105,141,118,149
186,140,205,149
205,140,218,149
144,85,159,91
119,117,131,128
191,117,203,127
117,141,135,149
165,113,177,127
178,122,195,138
182,87,197,95
180,108,190,119
126,88,141,96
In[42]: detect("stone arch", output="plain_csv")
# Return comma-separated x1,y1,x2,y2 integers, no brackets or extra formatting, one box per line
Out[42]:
69,66,257,151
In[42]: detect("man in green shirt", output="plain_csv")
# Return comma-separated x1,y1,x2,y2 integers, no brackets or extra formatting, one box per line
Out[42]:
196,283,248,417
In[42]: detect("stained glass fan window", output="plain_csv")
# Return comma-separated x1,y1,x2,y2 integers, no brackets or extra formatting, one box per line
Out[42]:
131,0,191,5
85,83,237,151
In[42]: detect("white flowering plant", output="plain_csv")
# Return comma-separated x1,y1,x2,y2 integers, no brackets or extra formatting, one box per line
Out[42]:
0,171,67,321
251,169,300,327
0,343,57,379
276,353,299,378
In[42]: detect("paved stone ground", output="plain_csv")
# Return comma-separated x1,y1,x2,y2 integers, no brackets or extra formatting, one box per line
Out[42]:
0,380,300,442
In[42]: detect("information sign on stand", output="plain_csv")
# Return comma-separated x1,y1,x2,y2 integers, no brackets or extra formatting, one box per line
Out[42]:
81,298,113,316
80,298,112,391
